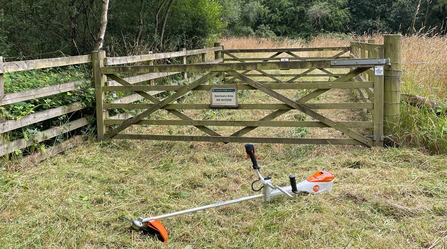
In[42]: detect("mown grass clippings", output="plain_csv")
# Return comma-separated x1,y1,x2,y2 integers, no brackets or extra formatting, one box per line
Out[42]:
1,140,447,248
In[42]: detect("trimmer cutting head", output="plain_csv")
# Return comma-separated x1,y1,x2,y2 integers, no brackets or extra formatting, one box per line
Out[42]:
123,216,168,244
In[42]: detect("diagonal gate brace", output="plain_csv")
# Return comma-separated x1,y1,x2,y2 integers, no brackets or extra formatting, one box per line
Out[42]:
106,74,222,138
227,70,373,146
229,67,371,138
104,72,220,139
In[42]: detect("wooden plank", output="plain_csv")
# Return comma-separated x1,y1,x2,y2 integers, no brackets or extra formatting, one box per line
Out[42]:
103,81,374,92
106,75,221,137
92,51,107,141
181,48,188,80
2,55,91,73
0,117,89,156
228,70,373,146
229,73,347,78
21,136,83,165
113,134,363,145
285,68,317,82
105,119,374,128
101,61,336,74
331,49,350,59
223,47,350,53
373,47,385,146
104,72,220,139
109,75,203,104
222,51,245,63
350,43,383,53
285,51,302,59
104,103,373,110
264,52,284,62
224,56,350,61
0,80,85,106
105,47,222,66
107,72,179,86
0,102,85,133
0,56,4,99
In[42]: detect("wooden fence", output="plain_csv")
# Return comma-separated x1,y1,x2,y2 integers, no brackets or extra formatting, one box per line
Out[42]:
0,45,221,160
0,35,402,161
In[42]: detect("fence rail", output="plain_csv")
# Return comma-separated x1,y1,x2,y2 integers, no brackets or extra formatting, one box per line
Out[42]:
0,45,222,159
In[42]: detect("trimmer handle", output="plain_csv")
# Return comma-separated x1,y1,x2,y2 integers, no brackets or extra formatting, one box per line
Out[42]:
245,143,260,169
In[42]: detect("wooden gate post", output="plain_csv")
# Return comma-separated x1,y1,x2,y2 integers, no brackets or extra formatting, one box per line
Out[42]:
383,34,402,134
92,50,107,141
373,47,385,147
214,42,221,60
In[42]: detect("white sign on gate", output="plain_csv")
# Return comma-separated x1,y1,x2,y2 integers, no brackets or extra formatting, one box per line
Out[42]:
375,66,384,76
210,87,238,108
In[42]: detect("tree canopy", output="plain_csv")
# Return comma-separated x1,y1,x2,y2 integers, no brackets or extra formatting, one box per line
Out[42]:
0,0,445,59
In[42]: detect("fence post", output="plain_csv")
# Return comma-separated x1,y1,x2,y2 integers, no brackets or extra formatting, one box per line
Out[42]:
181,48,188,80
367,40,375,81
202,52,206,63
383,34,402,134
0,56,5,123
0,56,6,123
214,42,224,81
0,56,3,100
373,47,385,147
92,50,107,141
214,42,221,61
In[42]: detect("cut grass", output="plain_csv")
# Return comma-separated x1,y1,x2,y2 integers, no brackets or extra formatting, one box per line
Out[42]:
1,140,446,248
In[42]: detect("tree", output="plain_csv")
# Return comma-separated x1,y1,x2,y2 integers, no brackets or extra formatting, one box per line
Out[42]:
94,0,109,51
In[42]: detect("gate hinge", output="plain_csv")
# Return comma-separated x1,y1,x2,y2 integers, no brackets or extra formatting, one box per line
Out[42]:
364,135,376,141
331,58,391,66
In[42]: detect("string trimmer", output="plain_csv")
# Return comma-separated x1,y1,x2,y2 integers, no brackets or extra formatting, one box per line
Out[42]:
124,143,335,243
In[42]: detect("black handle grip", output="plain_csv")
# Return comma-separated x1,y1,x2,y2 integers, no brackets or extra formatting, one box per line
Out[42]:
289,175,299,194
245,143,260,169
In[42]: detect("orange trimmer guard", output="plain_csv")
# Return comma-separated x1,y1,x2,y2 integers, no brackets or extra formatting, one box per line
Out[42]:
147,217,168,244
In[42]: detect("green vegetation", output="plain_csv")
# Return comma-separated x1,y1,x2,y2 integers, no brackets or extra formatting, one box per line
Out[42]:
2,0,447,59
0,0,225,58
2,66,94,120
0,66,95,156
1,140,446,248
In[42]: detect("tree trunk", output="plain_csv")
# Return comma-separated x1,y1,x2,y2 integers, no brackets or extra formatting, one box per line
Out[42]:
159,0,175,51
94,0,109,51
401,94,446,115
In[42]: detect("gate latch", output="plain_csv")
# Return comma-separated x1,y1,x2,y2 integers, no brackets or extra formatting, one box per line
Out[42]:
331,58,391,66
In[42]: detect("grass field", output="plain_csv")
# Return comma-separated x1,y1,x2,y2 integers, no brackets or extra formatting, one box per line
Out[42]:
1,34,447,248
1,140,447,248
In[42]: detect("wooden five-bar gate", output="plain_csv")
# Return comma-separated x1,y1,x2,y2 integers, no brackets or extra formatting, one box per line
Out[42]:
94,35,402,147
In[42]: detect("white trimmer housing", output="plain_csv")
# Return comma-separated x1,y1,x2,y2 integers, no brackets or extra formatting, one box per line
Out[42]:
262,170,334,201
296,171,334,194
